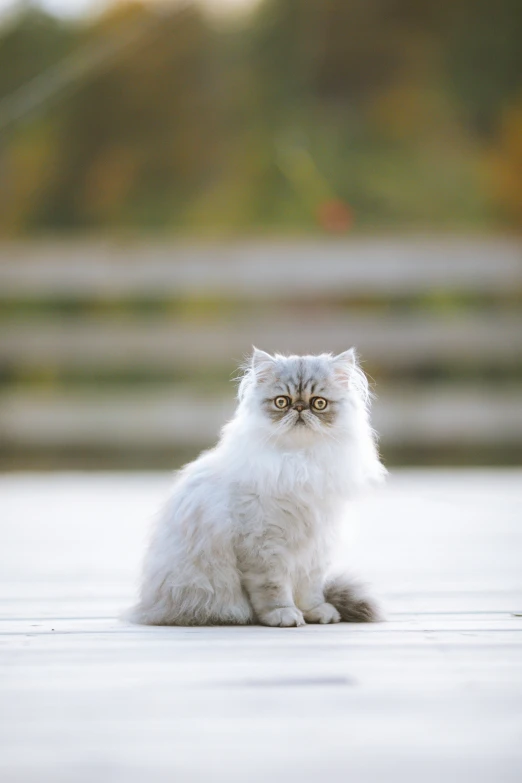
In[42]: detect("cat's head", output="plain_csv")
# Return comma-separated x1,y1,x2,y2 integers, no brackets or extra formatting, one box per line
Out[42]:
237,348,371,446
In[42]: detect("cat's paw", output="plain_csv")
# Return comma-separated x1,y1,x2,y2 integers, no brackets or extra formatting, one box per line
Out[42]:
302,602,341,624
260,606,306,627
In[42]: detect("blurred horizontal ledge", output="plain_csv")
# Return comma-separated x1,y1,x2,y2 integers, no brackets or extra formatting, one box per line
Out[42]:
1,388,521,448
0,238,521,297
2,313,521,369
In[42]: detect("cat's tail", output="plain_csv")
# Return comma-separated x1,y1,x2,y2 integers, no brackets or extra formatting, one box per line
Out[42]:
324,575,383,623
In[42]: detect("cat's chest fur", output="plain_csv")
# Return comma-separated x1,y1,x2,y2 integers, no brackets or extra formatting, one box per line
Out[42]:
232,444,348,500
229,447,344,552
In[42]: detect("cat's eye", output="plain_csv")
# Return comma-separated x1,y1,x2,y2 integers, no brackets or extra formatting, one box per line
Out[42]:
311,397,328,411
274,396,290,409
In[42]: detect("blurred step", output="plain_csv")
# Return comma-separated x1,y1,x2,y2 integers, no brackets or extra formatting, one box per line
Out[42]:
1,238,521,297
1,388,521,448
2,313,521,369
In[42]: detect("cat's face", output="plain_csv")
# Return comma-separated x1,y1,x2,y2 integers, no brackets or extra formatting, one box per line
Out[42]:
239,348,368,445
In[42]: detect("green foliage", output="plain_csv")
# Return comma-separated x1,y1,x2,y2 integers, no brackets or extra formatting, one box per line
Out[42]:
0,0,521,234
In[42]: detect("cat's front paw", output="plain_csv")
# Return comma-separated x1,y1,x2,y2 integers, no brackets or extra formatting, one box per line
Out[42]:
303,602,341,624
260,606,306,627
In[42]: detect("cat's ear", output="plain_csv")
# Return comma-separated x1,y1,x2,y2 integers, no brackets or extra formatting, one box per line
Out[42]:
251,347,275,382
332,348,357,385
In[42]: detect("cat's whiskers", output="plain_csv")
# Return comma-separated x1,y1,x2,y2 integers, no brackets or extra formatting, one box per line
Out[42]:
258,413,291,446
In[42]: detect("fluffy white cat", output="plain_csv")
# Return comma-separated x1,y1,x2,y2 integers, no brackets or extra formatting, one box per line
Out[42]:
130,348,386,627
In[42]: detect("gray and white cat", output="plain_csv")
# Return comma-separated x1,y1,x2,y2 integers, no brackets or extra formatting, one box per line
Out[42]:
131,348,386,627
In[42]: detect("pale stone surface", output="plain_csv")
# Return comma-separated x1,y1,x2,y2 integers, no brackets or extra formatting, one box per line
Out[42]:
0,470,521,782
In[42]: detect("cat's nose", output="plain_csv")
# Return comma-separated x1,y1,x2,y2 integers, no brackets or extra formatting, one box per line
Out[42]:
293,402,306,413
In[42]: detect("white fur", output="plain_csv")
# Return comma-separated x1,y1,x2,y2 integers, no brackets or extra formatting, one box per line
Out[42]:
130,349,386,627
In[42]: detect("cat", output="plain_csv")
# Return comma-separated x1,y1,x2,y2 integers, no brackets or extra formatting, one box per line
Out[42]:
130,348,386,627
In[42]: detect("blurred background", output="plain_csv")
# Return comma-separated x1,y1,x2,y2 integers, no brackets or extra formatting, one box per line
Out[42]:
0,0,521,470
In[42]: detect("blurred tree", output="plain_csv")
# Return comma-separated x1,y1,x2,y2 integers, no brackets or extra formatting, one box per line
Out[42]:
442,0,522,137
486,100,522,227
0,7,76,233
28,2,218,229
0,6,75,98
0,0,520,234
